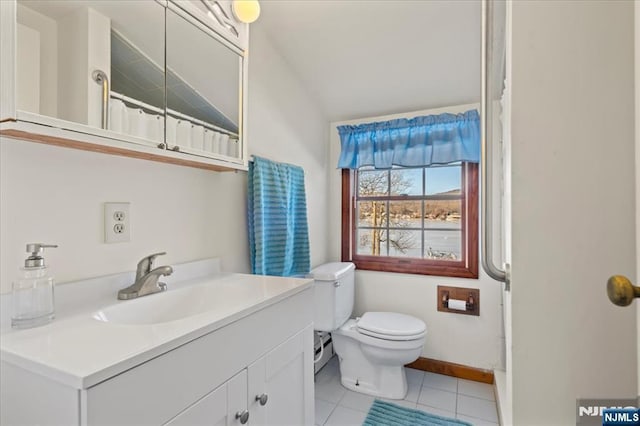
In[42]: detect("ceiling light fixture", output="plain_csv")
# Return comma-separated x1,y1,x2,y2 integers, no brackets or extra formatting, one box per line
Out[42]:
231,0,260,24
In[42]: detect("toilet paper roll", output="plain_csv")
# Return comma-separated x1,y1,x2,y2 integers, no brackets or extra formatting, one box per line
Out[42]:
447,299,467,311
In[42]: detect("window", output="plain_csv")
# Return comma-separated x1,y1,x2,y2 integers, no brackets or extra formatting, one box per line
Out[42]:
341,163,478,278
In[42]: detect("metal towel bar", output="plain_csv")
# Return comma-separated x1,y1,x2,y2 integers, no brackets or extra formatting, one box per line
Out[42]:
92,69,109,130
481,0,507,284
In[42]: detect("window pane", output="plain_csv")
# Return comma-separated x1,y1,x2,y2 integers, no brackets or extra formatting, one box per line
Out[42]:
388,229,421,258
357,170,388,197
389,201,421,228
426,165,461,195
357,201,387,227
424,200,461,229
390,168,422,196
425,230,461,261
357,228,388,256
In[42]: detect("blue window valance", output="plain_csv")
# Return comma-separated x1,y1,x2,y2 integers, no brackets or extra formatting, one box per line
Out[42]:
337,109,480,169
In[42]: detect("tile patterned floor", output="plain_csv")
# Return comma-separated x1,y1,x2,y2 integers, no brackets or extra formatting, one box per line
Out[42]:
315,356,499,426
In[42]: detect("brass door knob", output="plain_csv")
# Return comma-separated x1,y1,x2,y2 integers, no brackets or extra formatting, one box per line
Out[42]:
607,275,640,307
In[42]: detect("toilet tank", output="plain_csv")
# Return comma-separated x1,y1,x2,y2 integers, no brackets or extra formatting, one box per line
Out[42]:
311,262,355,332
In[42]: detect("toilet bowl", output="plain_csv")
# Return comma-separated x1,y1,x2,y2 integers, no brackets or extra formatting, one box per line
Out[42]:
311,262,427,399
332,313,426,399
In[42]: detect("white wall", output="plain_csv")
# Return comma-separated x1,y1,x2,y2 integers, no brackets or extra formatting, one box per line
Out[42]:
0,140,247,290
57,7,89,125
248,25,329,269
16,3,58,117
0,27,328,294
510,1,637,424
328,104,503,370
16,24,40,114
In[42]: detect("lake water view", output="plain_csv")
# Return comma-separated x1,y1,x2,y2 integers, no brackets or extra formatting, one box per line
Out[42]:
356,218,461,260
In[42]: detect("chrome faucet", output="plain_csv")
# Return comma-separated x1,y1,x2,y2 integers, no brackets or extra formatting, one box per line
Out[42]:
118,252,173,300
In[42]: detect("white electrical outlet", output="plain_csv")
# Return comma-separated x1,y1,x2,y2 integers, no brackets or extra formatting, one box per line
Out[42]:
104,202,130,243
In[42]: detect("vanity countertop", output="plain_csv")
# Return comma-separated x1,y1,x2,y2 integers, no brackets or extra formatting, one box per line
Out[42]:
0,260,313,389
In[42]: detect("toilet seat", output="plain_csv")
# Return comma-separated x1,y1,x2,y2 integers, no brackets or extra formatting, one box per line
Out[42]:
357,328,426,341
356,312,427,341
335,319,426,351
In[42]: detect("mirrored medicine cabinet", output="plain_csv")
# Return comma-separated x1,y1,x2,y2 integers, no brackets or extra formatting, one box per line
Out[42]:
0,0,248,171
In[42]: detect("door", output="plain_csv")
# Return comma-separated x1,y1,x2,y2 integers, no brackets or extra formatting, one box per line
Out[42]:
165,370,248,426
508,0,638,424
247,327,314,426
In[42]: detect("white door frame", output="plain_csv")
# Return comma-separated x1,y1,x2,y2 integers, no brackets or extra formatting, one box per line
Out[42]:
635,0,639,396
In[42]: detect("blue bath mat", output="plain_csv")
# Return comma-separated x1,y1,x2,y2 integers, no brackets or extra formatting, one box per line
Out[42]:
363,400,472,426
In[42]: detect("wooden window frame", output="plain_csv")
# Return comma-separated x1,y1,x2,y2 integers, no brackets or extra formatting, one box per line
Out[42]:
341,163,479,279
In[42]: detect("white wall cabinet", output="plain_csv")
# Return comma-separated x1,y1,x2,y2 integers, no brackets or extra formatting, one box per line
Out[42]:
0,0,249,172
1,286,314,425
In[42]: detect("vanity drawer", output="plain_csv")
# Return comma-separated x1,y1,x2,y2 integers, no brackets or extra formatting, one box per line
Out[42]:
82,289,313,425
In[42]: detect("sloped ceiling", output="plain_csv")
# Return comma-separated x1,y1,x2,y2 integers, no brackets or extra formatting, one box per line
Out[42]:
255,0,481,122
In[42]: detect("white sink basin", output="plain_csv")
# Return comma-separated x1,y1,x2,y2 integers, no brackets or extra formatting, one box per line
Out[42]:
93,278,264,325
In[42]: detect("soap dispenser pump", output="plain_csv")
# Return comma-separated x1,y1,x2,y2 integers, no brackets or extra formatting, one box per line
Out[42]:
11,243,58,329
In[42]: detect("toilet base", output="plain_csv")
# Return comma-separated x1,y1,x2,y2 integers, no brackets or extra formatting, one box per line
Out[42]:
338,359,408,399
333,330,417,399
331,318,425,399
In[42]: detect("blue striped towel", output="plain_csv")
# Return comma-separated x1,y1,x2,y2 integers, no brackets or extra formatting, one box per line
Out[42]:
363,400,473,426
247,156,310,277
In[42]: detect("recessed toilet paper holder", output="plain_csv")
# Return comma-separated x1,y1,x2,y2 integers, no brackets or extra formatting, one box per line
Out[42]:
442,292,475,311
437,285,480,316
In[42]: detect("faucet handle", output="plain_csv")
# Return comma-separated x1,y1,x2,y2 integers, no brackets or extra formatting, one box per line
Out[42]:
136,252,167,278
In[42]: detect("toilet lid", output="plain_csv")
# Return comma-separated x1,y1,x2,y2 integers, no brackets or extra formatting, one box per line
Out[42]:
356,312,426,340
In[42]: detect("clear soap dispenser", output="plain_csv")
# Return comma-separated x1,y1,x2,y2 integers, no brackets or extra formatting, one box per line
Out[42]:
11,243,58,329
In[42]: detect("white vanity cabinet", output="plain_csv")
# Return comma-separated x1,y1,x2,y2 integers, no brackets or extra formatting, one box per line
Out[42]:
0,277,314,425
0,0,249,172
248,328,314,426
166,327,314,426
166,370,248,426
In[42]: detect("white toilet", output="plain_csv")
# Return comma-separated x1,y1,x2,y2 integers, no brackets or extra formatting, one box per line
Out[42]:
311,262,426,399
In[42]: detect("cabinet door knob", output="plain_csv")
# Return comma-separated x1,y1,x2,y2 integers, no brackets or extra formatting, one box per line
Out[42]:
256,393,269,406
235,410,249,424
